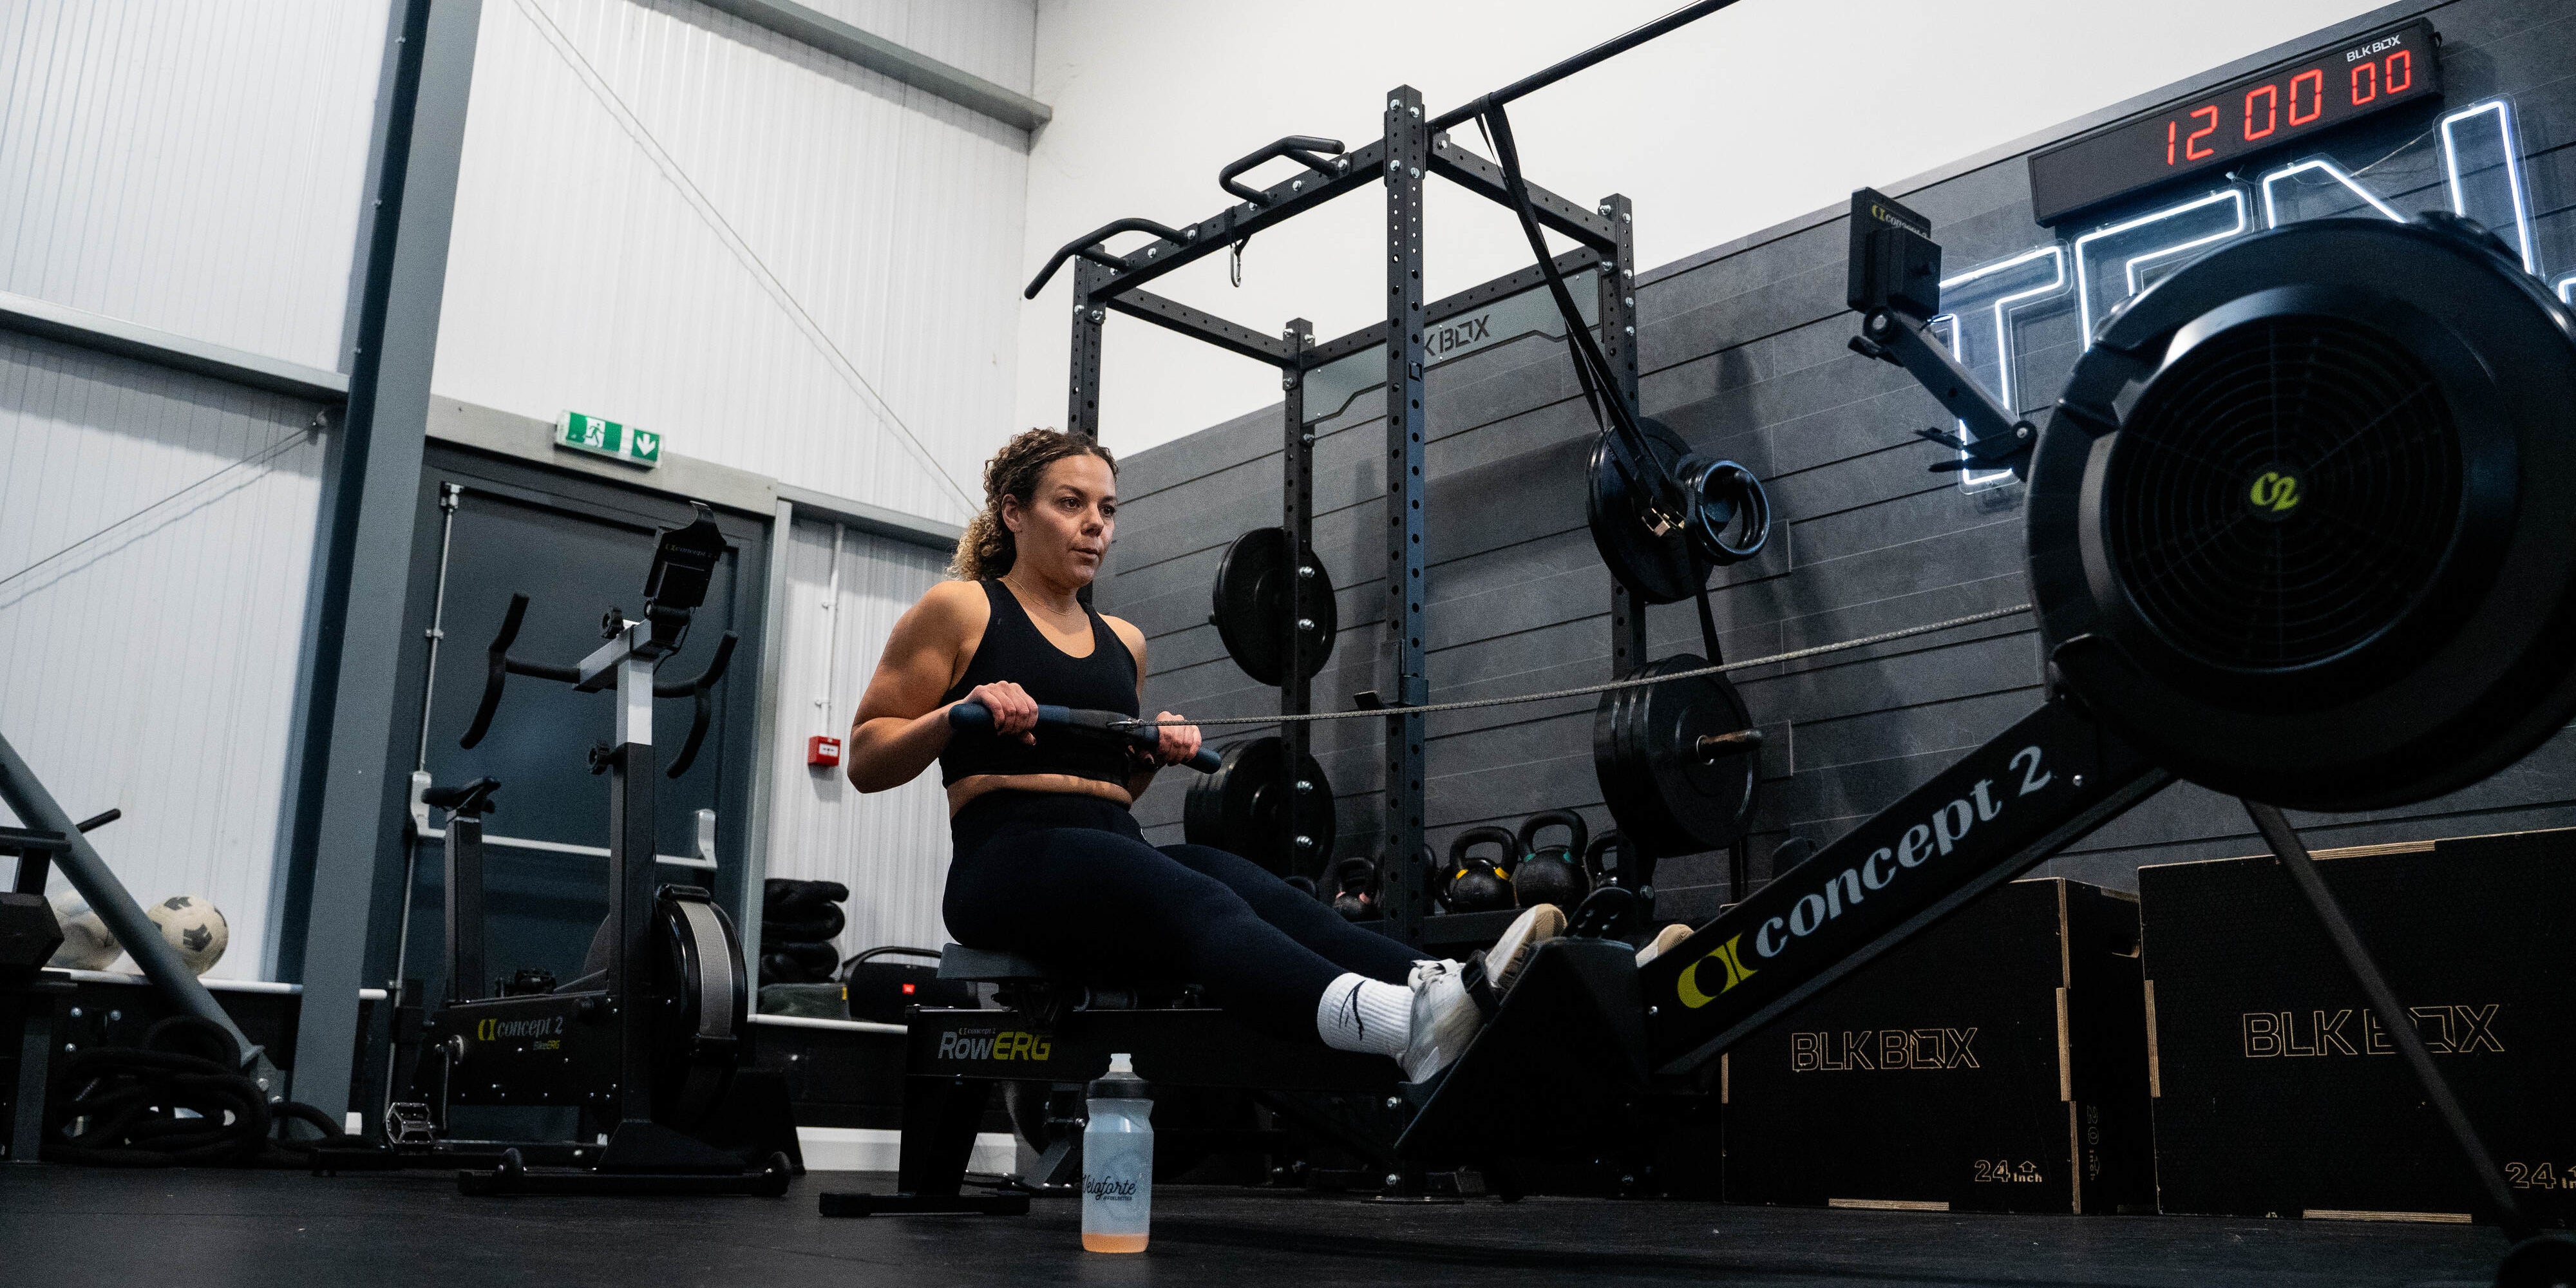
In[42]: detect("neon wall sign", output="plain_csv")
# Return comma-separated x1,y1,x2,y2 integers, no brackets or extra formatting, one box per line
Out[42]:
1930,94,2535,486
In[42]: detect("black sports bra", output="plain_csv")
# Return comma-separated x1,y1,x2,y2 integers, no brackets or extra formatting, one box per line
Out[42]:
937,580,1140,787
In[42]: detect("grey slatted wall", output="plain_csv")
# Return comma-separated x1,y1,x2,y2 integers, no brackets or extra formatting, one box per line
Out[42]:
1099,0,2576,922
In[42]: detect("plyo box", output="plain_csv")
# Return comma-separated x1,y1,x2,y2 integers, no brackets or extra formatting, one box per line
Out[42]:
2140,829,2576,1224
1724,877,2154,1213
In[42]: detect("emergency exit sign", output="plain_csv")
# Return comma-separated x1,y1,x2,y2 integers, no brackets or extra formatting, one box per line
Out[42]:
556,411,661,468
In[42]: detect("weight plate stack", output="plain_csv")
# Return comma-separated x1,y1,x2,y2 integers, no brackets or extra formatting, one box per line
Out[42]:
1183,736,1336,878
1209,527,1336,686
1586,418,1704,605
2029,214,2576,811
1591,655,1758,857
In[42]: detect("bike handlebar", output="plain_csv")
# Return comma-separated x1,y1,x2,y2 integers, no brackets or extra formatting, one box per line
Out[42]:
459,594,735,778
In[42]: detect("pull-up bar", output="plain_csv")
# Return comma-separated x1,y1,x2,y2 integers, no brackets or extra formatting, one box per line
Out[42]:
1428,0,1741,131
1020,0,1740,309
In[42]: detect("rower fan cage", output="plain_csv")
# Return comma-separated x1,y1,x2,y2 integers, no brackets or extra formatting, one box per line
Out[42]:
2027,216,2576,811
2107,315,2461,674
582,887,746,1129
654,889,746,1128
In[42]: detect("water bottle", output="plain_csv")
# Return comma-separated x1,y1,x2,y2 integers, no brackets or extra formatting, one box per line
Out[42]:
1081,1052,1153,1253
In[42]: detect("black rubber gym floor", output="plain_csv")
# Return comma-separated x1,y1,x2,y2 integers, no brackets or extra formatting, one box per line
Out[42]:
0,1166,2505,1287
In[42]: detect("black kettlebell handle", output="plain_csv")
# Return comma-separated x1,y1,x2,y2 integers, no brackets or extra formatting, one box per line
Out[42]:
1446,825,1518,891
1332,856,1377,895
1447,825,1517,870
1584,829,1625,886
1515,810,1589,866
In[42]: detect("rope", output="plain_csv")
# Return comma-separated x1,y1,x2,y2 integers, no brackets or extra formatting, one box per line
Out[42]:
43,1016,348,1168
0,417,319,594
1124,602,2032,728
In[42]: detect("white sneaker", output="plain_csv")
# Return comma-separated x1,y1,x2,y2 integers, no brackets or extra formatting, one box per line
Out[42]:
1636,922,1692,967
1398,960,1484,1083
1485,904,1564,996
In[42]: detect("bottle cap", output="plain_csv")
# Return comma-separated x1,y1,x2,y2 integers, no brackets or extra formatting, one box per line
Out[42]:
1089,1053,1150,1099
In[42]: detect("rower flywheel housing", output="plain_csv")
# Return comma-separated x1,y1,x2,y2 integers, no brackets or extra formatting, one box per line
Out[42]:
2027,216,2576,811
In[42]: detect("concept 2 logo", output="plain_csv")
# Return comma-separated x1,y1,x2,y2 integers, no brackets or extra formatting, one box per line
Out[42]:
1674,934,1758,1006
1933,98,2535,488
1672,743,2059,1011
2247,468,2303,517
477,1016,565,1041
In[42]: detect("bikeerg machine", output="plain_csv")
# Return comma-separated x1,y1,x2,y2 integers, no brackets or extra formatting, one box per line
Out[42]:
357,504,791,1197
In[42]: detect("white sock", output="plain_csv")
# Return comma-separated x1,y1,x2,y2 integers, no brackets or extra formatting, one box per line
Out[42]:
1315,972,1411,1057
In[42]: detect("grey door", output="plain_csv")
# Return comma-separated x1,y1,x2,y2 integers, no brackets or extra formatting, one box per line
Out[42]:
384,444,766,1001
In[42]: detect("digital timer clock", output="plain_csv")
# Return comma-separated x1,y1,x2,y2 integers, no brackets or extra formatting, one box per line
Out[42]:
2029,19,2441,225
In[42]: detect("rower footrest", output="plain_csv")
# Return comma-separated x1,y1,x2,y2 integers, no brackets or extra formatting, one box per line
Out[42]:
1397,938,1649,1163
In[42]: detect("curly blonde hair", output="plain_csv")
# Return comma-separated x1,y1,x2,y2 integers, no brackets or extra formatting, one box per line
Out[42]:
951,428,1119,580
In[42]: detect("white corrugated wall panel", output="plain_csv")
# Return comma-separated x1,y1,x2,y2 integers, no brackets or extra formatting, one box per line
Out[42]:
799,0,1036,93
0,0,391,368
766,516,951,958
0,333,327,982
0,0,383,983
435,0,1034,524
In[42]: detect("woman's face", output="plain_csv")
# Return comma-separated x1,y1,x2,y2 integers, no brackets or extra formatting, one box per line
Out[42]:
1001,453,1117,585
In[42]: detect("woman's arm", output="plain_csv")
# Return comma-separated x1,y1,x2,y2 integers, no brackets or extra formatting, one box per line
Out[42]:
1108,617,1200,799
845,582,1030,792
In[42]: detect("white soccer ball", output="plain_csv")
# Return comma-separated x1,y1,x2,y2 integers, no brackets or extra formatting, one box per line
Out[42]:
145,895,229,976
46,891,121,971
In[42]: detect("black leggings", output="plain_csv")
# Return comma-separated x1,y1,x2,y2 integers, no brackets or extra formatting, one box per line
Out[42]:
945,791,1420,1041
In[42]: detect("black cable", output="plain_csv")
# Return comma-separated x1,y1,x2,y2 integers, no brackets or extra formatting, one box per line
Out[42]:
43,1016,349,1168
1481,102,1692,535
1480,102,1648,460
1690,551,1725,665
838,945,941,981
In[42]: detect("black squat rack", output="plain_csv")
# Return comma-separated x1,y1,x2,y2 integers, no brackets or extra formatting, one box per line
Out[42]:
1024,3,1748,942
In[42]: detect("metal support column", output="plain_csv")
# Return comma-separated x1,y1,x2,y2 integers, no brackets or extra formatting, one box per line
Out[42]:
1282,319,1317,878
611,741,661,1125
1597,191,1658,898
290,0,482,1126
1066,260,1110,440
1598,190,1647,677
1378,87,1431,939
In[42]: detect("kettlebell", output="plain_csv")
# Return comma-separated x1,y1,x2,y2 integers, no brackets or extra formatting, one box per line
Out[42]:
1331,857,1380,921
1584,829,1626,889
1511,811,1590,910
1442,828,1518,913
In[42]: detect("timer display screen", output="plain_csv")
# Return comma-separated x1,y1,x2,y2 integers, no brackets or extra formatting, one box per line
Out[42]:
2029,19,2441,225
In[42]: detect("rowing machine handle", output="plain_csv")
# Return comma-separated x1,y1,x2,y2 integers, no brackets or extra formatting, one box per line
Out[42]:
947,702,1223,773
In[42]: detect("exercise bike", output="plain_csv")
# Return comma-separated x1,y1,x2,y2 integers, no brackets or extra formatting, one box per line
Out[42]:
334,503,793,1196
